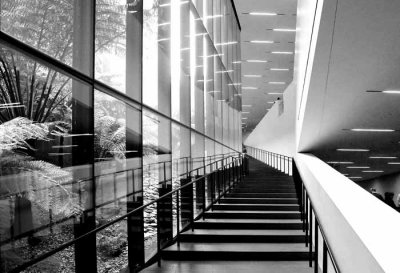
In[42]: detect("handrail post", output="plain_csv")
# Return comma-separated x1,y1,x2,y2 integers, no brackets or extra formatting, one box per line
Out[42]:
309,203,313,267
315,218,319,273
176,191,180,247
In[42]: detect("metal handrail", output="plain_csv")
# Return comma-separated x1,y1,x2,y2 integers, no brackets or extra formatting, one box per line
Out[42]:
9,154,244,272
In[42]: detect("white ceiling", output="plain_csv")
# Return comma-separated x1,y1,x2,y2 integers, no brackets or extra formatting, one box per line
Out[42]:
234,0,297,134
298,0,400,181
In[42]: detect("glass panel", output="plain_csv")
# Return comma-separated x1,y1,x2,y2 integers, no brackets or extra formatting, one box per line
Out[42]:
143,0,171,116
0,45,93,272
171,123,190,236
142,110,171,261
171,0,191,125
95,0,142,101
94,90,142,272
1,0,94,75
190,10,204,132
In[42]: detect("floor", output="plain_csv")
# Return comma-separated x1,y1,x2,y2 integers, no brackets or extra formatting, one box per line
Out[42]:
141,260,315,273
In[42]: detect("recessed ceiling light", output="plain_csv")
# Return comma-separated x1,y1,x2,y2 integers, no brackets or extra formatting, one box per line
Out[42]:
369,156,398,159
250,40,274,44
382,90,400,94
271,51,293,54
347,166,370,169
268,82,286,85
215,70,234,74
249,12,278,16
350,128,395,132
388,162,400,165
242,87,258,90
362,170,384,173
244,75,262,77
337,148,370,152
267,102,275,104
270,68,290,71
242,117,248,119
342,174,349,176
247,60,268,63
273,28,296,32
327,161,354,164
268,92,283,95
215,41,238,46
232,61,242,64
348,177,363,179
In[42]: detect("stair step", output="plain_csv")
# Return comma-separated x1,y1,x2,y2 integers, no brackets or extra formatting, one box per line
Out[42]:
204,210,301,219
193,219,304,229
179,229,306,243
220,198,298,204
232,188,296,193
162,242,311,261
213,204,299,211
227,193,297,198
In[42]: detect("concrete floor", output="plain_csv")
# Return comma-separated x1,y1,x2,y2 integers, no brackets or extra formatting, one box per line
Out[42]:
141,260,315,273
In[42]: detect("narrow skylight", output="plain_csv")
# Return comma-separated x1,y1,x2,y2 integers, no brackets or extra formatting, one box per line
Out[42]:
268,82,286,85
327,162,354,164
382,90,400,94
273,28,296,32
350,128,395,132
337,149,370,152
242,87,258,90
346,166,370,169
369,156,398,159
271,51,293,54
268,92,283,95
362,170,384,173
250,40,275,44
388,162,400,165
270,68,290,71
249,12,278,16
247,60,268,63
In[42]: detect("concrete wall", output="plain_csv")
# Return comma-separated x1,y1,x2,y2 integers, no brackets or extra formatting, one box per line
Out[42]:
357,172,400,206
243,82,296,157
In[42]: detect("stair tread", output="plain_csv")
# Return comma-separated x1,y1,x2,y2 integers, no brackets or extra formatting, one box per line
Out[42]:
182,229,305,236
206,210,300,214
218,203,299,205
163,242,309,252
196,219,303,224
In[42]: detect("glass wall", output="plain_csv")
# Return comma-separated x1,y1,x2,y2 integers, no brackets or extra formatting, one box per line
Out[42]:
0,0,241,272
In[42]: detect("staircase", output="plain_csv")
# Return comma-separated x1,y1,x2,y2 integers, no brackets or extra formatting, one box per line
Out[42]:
162,157,311,261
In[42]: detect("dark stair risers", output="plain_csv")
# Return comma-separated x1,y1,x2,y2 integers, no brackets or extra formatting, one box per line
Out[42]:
162,243,311,261
179,229,306,243
204,210,301,219
220,197,298,204
213,204,299,211
193,219,304,230
226,193,297,198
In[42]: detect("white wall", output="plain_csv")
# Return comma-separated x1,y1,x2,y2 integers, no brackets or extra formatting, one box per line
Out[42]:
244,82,296,157
358,172,400,206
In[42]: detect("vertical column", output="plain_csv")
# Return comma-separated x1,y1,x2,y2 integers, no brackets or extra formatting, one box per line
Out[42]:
126,0,145,269
72,1,96,272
